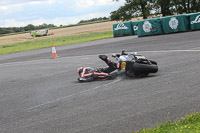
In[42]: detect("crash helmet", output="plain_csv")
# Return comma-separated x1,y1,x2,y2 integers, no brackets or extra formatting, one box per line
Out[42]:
77,67,83,75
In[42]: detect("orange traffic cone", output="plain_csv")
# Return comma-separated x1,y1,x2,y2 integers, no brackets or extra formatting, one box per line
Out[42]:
52,43,58,58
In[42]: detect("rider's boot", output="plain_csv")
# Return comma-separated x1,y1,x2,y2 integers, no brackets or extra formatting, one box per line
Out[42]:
99,55,111,65
99,55,117,73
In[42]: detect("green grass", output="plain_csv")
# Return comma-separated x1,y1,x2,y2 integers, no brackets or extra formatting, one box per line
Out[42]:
134,112,200,133
0,31,113,55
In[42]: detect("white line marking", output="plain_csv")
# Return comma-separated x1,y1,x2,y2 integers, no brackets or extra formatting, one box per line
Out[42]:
139,49,200,53
1,49,200,67
191,47,200,50
28,78,121,111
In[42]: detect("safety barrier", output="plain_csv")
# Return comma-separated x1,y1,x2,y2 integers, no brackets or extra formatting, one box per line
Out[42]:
161,15,189,34
137,18,163,37
188,12,200,31
132,21,142,35
113,12,200,37
113,21,133,37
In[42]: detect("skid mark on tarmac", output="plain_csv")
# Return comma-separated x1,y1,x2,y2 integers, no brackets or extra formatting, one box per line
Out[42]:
27,78,121,111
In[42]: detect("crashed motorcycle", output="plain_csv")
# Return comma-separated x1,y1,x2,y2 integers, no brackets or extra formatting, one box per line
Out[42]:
77,51,158,82
112,51,158,77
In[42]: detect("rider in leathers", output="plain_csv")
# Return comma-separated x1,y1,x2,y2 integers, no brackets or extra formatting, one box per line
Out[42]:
77,55,118,82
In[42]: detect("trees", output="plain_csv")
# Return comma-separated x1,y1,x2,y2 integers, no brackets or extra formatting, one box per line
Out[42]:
167,0,200,14
110,4,135,21
154,0,172,16
190,0,200,12
78,17,110,24
111,0,152,20
0,23,56,35
111,0,200,21
24,24,35,31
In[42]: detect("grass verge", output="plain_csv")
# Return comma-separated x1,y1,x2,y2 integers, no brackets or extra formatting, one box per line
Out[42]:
0,31,113,55
134,112,200,133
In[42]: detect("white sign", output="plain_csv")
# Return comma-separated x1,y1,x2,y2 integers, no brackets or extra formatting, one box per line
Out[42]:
191,15,200,24
133,26,138,31
114,23,128,31
143,21,152,33
169,17,179,29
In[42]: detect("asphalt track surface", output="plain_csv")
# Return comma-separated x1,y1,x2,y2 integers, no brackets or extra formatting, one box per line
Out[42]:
0,31,200,133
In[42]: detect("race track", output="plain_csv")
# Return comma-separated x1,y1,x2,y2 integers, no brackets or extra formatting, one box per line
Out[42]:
0,31,200,133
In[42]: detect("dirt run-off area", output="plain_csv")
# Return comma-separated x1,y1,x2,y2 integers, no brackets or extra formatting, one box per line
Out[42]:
0,17,144,45
0,21,117,45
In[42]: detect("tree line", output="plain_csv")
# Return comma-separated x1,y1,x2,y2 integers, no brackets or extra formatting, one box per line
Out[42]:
111,0,200,21
0,17,110,35
0,23,56,35
78,17,110,24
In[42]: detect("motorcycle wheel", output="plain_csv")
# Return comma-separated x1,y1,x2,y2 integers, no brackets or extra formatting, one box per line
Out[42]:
132,62,158,74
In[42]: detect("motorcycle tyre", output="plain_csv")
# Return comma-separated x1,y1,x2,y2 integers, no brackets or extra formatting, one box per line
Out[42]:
132,62,158,74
